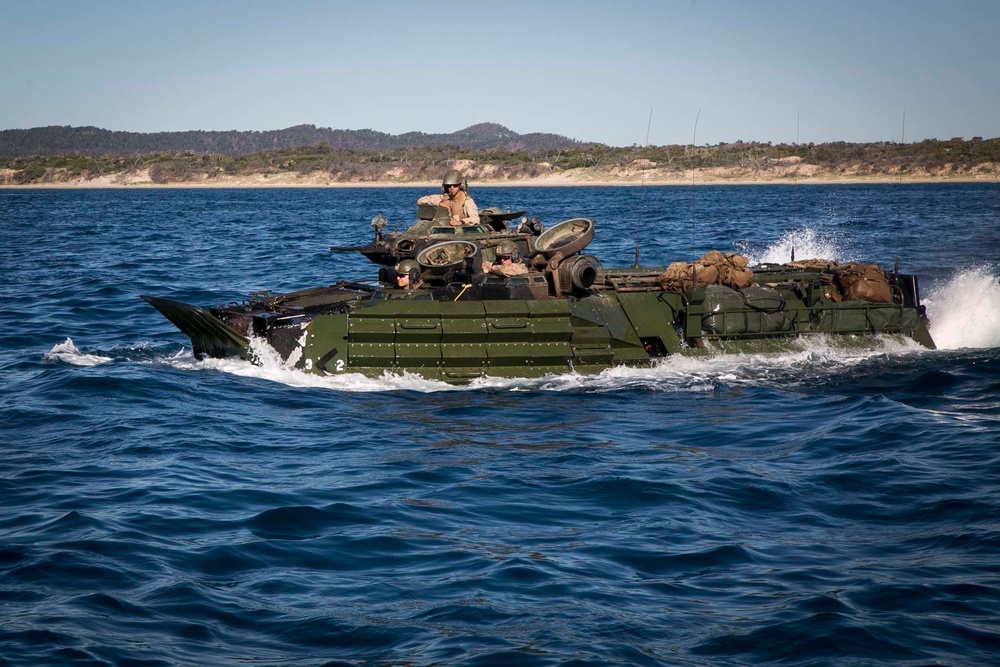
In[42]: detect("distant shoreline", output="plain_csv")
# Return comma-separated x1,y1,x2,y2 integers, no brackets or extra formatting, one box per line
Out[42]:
4,134,997,189
2,174,997,189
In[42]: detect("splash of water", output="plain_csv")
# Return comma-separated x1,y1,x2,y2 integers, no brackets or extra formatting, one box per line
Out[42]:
170,335,460,393
45,337,111,366
737,228,844,265
166,334,925,394
923,266,1000,349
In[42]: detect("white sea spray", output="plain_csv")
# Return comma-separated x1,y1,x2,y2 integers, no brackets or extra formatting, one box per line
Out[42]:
738,227,845,265
924,265,1000,349
45,337,111,366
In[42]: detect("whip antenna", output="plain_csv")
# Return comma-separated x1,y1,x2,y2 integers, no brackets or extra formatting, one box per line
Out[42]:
690,109,700,248
791,109,801,261
633,107,654,268
895,110,906,265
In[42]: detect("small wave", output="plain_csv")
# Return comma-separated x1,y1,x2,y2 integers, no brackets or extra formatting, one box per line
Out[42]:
45,338,185,366
923,265,1000,349
44,338,111,367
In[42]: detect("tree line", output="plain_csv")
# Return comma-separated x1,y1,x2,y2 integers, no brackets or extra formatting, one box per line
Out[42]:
2,137,997,185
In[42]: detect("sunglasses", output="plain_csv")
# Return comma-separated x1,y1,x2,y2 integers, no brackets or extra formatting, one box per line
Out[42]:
497,255,512,261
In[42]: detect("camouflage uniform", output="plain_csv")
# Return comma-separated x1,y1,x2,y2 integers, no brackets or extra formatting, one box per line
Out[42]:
483,259,528,278
482,239,527,276
416,191,480,225
485,260,529,277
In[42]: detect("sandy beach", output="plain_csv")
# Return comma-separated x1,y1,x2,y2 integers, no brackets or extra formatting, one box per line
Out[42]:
2,167,997,189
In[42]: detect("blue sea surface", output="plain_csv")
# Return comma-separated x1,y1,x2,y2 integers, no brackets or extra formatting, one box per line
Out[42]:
1,183,999,666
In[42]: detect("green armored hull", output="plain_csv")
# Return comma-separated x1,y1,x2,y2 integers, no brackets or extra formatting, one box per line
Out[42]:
142,218,934,383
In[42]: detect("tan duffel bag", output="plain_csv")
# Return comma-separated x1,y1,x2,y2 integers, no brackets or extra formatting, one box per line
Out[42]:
835,263,893,303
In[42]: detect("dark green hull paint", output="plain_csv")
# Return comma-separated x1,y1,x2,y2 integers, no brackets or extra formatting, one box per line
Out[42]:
312,291,929,382
142,270,934,385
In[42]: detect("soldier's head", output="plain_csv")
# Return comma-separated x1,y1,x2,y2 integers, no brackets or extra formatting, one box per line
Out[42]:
495,239,517,264
394,260,420,289
441,169,468,195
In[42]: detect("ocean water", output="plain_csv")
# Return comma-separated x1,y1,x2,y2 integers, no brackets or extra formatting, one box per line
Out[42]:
1,183,999,666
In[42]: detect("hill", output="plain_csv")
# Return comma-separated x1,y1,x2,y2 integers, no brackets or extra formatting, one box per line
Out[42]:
0,123,587,158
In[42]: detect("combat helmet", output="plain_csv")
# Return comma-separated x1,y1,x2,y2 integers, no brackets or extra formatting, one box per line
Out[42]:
494,239,518,262
393,259,421,284
441,169,468,193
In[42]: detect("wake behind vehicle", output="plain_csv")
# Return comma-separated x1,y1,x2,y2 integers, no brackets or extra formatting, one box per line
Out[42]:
142,204,935,383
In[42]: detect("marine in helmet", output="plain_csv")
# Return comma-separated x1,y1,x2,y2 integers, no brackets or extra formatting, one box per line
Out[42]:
393,259,423,291
482,239,528,277
417,170,480,226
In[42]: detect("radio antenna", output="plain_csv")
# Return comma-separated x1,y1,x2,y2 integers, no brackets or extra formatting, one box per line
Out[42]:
633,108,654,268
900,109,906,183
690,108,701,248
895,110,906,266
791,109,801,261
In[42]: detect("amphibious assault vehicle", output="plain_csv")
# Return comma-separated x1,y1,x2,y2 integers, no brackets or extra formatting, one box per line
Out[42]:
142,213,934,384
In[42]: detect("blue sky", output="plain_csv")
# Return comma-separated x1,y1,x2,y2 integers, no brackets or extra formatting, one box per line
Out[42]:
2,0,997,146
